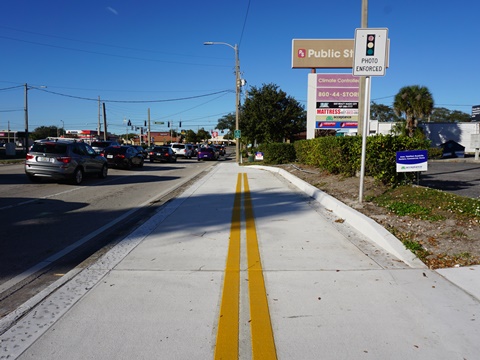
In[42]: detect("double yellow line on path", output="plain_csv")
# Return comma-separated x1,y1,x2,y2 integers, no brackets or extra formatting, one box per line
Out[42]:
215,173,277,360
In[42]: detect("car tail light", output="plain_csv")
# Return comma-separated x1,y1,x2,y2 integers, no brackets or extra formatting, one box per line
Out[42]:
26,154,34,160
57,157,72,163
117,154,125,159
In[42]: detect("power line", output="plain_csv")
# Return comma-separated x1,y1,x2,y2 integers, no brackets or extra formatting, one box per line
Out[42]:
37,88,232,103
238,0,251,47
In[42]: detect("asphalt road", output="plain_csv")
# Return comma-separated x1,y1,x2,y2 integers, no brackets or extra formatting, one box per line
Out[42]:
0,156,226,318
420,158,480,199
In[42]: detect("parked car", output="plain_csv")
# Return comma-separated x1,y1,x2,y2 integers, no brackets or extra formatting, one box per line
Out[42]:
134,146,148,158
214,144,225,156
197,147,219,161
25,138,108,184
170,143,187,158
184,144,195,159
91,140,120,154
101,145,144,169
149,146,177,163
190,144,199,157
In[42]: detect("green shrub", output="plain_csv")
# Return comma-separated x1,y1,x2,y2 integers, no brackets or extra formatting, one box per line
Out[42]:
262,143,296,164
294,135,431,187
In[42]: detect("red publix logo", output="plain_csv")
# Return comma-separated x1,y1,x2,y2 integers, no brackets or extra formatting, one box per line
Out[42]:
297,49,306,58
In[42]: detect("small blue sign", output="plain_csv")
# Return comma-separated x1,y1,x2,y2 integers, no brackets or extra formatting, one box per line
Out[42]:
396,150,428,172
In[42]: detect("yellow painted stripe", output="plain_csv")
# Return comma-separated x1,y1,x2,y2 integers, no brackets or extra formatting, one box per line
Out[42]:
243,173,278,360
214,173,242,360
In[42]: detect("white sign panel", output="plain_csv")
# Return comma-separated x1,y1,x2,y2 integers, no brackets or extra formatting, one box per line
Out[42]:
353,28,388,76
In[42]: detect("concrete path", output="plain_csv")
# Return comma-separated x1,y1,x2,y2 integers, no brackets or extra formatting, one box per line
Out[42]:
1,163,479,359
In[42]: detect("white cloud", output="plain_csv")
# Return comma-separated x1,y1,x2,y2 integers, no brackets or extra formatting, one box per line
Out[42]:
106,7,118,15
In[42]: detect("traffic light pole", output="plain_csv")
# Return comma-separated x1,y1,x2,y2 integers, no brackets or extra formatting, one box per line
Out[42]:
358,76,371,203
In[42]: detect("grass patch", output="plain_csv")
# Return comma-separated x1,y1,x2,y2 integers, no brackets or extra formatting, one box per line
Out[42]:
372,185,480,220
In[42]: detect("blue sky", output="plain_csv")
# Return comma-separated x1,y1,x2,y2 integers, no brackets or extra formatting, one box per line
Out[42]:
0,0,478,135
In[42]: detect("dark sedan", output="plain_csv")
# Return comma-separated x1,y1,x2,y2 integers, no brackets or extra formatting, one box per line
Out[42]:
102,145,144,169
149,146,177,163
134,146,148,158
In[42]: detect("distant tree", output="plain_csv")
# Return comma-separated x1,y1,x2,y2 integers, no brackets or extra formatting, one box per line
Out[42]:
216,113,235,139
393,85,434,137
197,128,211,142
449,110,471,122
184,129,198,143
430,107,471,123
429,107,450,122
370,101,401,122
240,83,306,145
31,126,58,140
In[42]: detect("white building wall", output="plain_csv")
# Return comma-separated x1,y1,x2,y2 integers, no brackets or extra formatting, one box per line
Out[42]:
370,121,480,153
421,122,480,152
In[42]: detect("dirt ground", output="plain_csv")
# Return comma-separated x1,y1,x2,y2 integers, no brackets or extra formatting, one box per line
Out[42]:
273,163,480,269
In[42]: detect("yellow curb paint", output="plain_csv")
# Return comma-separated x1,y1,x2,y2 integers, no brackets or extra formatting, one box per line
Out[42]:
244,173,278,360
214,173,242,360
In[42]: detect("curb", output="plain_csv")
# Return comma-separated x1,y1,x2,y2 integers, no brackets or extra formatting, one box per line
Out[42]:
254,165,427,269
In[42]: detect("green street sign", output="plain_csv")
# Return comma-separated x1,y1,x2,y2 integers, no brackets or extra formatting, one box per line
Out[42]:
234,129,241,139
154,121,165,125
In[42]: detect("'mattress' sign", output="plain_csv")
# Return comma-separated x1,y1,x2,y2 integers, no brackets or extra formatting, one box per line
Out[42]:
396,150,428,172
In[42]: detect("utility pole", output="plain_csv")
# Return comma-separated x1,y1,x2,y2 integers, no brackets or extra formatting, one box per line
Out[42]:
98,96,101,137
24,83,28,152
148,108,151,147
102,103,107,140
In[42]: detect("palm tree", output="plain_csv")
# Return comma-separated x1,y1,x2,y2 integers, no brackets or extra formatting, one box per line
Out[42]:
393,85,434,137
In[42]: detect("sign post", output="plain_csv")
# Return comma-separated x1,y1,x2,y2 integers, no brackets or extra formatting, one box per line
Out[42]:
353,28,388,203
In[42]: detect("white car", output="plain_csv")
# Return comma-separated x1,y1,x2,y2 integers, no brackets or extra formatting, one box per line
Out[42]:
170,143,186,158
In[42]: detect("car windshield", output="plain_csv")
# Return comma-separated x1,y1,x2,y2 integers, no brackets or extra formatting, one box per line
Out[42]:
31,142,67,154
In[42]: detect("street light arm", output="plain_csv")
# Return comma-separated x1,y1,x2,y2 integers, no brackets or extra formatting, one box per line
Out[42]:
203,41,236,51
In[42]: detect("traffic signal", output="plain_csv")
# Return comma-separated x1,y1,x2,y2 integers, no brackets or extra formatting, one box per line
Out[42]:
179,121,182,127
168,121,170,128
366,34,375,56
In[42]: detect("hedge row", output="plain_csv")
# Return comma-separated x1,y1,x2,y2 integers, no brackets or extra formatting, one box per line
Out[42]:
260,135,433,186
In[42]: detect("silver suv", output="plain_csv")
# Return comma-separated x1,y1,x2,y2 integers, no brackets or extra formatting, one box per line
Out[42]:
25,138,108,184
170,143,187,158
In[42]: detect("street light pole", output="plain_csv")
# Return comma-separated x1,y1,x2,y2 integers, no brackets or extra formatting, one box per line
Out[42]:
204,41,241,164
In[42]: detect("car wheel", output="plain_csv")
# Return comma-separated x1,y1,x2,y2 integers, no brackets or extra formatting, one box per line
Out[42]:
138,159,144,168
98,164,108,179
71,168,83,185
150,158,154,163
125,160,132,170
